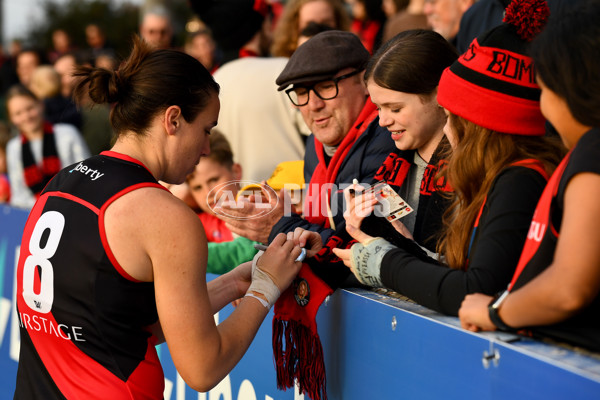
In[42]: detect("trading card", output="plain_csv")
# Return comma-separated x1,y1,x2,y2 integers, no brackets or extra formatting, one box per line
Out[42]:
363,181,413,222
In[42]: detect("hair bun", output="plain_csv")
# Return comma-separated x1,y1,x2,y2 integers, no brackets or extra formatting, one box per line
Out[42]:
106,69,122,103
503,0,550,41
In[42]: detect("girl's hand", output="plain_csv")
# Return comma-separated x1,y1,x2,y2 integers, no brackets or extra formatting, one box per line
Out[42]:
331,247,352,268
343,182,378,243
458,293,497,332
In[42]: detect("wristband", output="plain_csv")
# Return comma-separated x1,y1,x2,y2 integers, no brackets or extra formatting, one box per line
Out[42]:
488,290,514,331
349,237,395,288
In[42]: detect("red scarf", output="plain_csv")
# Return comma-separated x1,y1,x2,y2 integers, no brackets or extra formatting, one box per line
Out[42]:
273,99,378,400
351,19,382,54
21,122,61,198
303,99,378,227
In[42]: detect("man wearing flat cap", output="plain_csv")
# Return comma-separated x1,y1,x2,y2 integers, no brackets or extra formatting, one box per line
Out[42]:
219,30,394,245
216,31,395,399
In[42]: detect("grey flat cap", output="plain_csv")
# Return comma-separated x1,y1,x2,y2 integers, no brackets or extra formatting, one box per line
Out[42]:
276,30,370,91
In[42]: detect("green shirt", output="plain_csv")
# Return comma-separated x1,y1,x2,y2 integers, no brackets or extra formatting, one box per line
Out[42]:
206,235,259,275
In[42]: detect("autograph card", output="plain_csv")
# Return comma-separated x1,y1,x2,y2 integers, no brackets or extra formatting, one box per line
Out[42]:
364,181,413,222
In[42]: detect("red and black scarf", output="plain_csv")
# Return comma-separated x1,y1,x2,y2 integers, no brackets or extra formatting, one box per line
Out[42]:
21,122,61,197
273,100,378,400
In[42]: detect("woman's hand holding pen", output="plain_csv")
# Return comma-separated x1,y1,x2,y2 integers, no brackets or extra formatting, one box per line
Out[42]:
343,179,378,243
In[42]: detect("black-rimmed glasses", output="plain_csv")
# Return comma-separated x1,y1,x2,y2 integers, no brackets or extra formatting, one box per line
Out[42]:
285,69,363,106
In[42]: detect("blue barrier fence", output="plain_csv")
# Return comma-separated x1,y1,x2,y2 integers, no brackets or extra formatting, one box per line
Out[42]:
2,203,600,399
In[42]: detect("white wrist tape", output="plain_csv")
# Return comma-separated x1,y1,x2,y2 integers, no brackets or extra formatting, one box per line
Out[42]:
246,251,281,309
244,293,270,308
350,237,395,288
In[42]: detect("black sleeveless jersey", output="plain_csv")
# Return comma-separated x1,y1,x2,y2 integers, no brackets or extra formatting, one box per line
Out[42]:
15,151,167,399
510,128,600,352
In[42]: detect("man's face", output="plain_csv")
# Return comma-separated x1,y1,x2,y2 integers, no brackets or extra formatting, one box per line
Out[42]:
16,52,40,86
295,69,368,147
141,14,173,49
424,0,473,41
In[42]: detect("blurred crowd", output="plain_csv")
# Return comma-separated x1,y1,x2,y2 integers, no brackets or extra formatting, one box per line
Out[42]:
0,0,480,207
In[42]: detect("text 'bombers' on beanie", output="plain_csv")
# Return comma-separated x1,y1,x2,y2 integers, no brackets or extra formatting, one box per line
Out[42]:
437,0,550,136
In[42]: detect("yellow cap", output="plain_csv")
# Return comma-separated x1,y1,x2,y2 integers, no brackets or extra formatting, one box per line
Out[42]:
238,160,305,197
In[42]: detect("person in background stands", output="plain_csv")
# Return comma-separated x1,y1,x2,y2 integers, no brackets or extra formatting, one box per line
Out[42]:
184,29,220,73
15,48,45,89
139,5,175,50
29,65,82,130
423,0,475,48
381,0,430,43
196,0,310,182
186,130,261,274
48,29,76,64
382,0,410,19
346,0,387,53
270,0,350,57
83,23,116,66
53,52,114,155
0,39,22,102
188,130,241,244
5,84,89,209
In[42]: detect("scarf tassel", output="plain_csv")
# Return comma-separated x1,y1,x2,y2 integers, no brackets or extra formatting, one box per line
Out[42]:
273,317,327,400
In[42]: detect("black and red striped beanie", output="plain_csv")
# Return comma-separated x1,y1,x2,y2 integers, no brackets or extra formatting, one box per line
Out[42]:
437,0,550,136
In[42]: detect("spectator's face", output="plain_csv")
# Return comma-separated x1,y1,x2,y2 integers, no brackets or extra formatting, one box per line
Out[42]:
54,55,77,97
188,158,241,215
186,34,216,70
7,95,43,136
382,0,398,18
140,15,173,49
367,81,446,155
16,52,40,87
52,30,71,52
423,0,472,40
85,25,105,49
296,68,369,147
538,78,582,150
298,0,337,31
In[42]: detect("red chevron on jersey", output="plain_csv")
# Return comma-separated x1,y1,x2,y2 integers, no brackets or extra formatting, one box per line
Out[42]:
509,151,572,290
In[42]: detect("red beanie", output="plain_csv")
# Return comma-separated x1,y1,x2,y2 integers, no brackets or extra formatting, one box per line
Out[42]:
437,0,550,136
